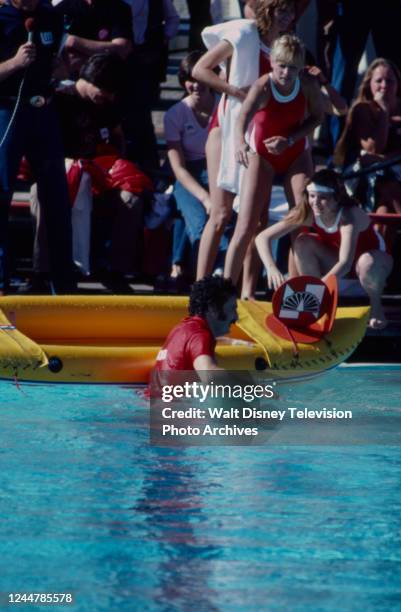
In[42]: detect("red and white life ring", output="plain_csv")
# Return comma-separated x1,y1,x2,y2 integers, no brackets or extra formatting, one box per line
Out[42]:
265,275,338,346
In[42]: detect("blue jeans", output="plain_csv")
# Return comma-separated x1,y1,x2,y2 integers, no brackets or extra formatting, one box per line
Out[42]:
171,215,189,265
173,158,232,270
0,100,73,290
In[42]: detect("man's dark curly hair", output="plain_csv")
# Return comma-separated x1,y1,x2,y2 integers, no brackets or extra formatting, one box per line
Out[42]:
189,276,237,320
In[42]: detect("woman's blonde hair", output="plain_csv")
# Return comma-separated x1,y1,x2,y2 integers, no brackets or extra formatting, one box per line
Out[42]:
270,34,305,67
334,58,401,166
255,0,296,38
285,169,353,225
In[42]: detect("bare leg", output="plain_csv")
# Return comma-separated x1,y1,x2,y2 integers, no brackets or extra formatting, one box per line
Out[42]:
355,250,393,329
196,127,234,279
283,150,314,277
241,238,261,299
224,153,273,284
293,233,337,276
241,204,268,299
287,242,299,278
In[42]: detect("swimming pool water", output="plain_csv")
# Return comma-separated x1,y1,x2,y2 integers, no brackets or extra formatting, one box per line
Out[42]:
0,367,400,611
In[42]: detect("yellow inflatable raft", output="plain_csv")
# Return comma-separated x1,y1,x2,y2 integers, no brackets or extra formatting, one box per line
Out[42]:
0,295,369,384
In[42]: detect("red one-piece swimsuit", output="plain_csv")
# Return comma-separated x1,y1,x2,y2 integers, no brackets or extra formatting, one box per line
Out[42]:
249,76,307,174
308,208,386,273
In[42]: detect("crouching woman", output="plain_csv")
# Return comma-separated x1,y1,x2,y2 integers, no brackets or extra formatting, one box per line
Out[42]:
255,169,393,329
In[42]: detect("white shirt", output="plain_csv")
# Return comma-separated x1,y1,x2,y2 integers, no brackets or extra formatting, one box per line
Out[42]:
164,97,216,162
123,0,180,44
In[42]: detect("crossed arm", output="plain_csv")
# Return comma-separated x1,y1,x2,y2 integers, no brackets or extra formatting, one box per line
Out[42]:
63,35,132,59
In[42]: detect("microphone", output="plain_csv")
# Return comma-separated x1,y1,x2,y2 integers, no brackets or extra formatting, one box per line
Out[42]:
25,18,35,43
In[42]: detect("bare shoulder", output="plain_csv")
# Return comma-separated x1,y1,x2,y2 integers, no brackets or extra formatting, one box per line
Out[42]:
254,73,270,90
256,73,271,101
249,73,270,103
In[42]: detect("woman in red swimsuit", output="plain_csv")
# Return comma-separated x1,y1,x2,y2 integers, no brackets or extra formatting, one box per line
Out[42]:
255,169,393,329
192,0,297,282
226,34,323,287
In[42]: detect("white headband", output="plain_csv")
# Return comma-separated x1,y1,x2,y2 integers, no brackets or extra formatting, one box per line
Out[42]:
306,183,336,194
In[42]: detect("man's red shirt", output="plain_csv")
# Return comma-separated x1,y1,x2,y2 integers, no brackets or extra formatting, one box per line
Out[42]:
154,316,215,371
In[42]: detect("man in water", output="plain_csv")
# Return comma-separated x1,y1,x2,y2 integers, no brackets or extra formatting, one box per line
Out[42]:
153,275,238,372
150,276,269,447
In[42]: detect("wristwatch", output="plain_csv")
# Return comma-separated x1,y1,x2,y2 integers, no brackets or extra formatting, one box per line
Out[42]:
287,136,295,147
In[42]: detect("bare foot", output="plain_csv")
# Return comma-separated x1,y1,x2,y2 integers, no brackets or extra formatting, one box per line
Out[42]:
368,299,388,330
368,317,388,330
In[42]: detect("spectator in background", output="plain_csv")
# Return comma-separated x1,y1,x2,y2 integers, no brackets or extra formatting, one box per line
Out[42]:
123,0,180,172
31,53,151,292
164,51,233,284
314,0,337,79
124,0,179,87
0,0,74,294
334,58,401,249
325,0,401,145
53,0,132,78
54,54,126,161
210,0,223,24
186,1,212,51
241,0,310,22
306,63,347,119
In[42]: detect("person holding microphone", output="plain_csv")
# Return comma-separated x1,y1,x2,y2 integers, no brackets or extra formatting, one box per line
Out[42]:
0,0,74,294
